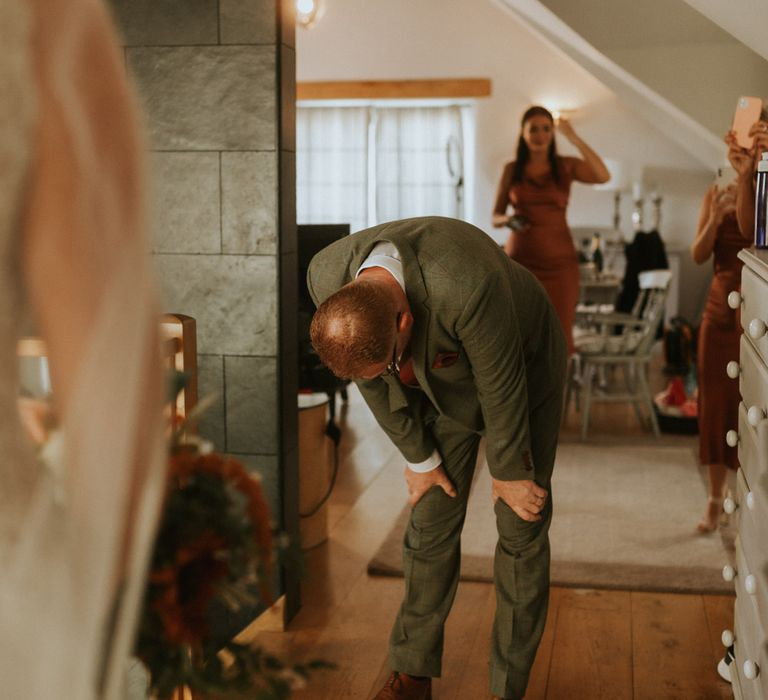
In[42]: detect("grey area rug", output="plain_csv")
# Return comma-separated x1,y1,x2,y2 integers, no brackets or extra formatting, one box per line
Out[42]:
368,443,736,594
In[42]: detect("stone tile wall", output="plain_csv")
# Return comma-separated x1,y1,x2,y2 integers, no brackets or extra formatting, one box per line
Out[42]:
109,0,298,616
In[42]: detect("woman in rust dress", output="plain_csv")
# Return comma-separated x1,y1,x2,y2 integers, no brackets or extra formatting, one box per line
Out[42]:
691,179,751,533
492,105,609,353
693,113,768,532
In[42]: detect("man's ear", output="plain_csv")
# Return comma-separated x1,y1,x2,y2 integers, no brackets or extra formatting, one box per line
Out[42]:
398,310,414,334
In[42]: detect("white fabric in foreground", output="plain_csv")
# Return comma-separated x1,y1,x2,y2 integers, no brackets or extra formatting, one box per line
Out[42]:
0,1,166,698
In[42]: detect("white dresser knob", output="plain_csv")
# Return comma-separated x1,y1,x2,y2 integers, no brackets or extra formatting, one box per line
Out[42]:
747,405,765,426
723,564,736,582
746,491,756,510
745,574,757,595
724,497,737,514
749,318,768,339
726,430,739,447
728,291,743,309
722,629,735,647
744,659,760,680
726,361,741,378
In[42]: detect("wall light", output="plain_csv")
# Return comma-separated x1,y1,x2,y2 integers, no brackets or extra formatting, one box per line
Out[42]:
550,108,578,122
296,0,324,29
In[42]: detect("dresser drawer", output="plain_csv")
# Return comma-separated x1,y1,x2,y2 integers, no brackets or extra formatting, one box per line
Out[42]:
731,649,746,700
737,403,766,491
736,469,768,596
739,334,768,431
735,538,768,655
734,589,768,700
741,266,768,367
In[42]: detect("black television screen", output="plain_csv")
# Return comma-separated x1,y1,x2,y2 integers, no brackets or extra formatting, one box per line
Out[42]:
298,223,351,272
297,224,352,395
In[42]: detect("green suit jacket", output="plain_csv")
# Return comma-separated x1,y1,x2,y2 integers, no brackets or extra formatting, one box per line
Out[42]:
307,217,565,481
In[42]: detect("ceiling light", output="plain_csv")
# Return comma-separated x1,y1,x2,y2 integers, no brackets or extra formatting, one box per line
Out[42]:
296,0,324,29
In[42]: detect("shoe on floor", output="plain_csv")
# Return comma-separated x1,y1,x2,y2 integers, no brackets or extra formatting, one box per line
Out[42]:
372,671,432,699
696,496,724,534
717,645,735,683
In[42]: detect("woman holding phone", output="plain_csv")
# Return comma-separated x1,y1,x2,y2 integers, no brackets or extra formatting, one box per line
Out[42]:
692,104,768,533
492,106,610,353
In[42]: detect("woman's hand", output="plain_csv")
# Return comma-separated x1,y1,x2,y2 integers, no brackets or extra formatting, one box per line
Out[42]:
749,120,768,164
708,183,736,228
18,397,54,446
725,130,753,177
556,117,578,143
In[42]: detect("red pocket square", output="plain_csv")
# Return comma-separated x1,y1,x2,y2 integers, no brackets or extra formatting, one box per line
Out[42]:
432,351,459,369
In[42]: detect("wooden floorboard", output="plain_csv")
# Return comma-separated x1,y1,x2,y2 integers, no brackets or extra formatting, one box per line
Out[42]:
631,592,728,700
270,364,735,700
546,589,633,700
703,596,736,700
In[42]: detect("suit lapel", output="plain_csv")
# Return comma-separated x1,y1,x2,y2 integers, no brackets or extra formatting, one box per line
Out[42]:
391,239,441,411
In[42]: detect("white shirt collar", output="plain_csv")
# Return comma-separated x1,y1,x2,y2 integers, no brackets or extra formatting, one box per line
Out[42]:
355,241,405,292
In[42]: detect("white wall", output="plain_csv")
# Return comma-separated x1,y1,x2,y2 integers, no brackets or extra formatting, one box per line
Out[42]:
295,0,719,316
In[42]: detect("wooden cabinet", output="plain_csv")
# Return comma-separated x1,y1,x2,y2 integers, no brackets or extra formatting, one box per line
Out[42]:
730,249,768,700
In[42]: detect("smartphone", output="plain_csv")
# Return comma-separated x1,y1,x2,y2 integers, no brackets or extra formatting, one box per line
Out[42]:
732,96,763,149
507,214,530,232
714,165,737,190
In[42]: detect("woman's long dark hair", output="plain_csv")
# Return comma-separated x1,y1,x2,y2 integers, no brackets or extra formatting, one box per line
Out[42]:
511,105,560,184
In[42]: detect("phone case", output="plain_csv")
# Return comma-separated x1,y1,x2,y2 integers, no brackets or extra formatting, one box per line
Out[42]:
714,165,737,189
732,96,763,149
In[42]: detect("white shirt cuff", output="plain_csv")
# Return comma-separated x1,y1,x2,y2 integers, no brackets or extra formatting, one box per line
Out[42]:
407,450,442,473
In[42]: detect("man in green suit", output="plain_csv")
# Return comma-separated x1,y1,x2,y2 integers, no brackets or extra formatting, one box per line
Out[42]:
308,217,566,700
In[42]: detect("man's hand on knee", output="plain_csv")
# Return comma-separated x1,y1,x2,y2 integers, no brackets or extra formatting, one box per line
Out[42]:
404,464,457,506
491,478,548,522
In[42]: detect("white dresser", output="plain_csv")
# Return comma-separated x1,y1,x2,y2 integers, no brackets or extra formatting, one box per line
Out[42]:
726,248,768,700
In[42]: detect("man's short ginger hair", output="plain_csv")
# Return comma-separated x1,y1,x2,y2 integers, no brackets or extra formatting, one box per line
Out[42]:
310,279,398,380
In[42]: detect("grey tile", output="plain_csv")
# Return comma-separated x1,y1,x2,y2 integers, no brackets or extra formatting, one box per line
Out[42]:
220,0,276,44
109,0,218,46
150,152,221,254
153,254,278,355
237,453,281,521
225,356,278,455
128,46,277,150
197,354,226,449
221,152,277,254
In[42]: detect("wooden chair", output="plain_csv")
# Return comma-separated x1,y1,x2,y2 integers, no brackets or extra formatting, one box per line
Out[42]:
160,313,198,428
565,269,672,440
18,312,198,427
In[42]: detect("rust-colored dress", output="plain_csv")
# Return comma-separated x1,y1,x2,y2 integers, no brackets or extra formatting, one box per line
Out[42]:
697,212,749,469
503,157,580,353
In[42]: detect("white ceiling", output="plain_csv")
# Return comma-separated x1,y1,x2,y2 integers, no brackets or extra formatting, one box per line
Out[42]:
683,0,768,61
543,0,734,49
493,0,768,167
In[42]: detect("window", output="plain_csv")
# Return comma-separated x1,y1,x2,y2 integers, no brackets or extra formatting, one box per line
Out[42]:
297,102,473,232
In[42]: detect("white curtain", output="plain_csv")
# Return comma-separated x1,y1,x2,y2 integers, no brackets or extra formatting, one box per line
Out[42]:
376,106,464,223
297,104,466,232
297,106,369,233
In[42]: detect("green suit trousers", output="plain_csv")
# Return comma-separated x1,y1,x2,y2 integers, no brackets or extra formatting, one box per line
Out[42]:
388,372,562,700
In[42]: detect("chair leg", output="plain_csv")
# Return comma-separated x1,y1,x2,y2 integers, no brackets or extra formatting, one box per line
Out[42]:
574,356,582,412
562,360,573,426
563,354,581,424
637,364,660,438
581,362,595,441
624,363,644,428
